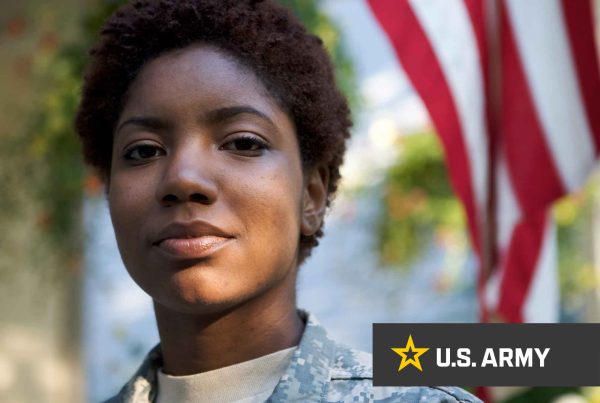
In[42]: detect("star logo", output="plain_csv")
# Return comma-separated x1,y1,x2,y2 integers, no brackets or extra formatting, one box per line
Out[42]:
391,334,429,372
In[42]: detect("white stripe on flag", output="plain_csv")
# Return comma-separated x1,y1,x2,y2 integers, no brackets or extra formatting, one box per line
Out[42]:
523,216,559,323
486,157,520,314
409,0,489,218
495,158,521,254
505,0,596,193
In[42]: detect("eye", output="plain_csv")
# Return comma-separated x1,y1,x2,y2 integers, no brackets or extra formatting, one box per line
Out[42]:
220,135,269,156
123,143,166,161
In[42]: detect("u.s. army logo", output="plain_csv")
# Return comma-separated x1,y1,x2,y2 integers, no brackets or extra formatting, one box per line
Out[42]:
391,335,429,372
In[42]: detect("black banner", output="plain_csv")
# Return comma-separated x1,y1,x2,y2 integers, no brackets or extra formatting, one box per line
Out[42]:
373,323,600,386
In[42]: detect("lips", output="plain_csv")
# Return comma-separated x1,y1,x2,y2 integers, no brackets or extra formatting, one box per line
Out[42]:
152,220,234,259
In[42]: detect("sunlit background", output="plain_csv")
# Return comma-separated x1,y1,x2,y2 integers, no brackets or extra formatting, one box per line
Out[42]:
1,1,599,402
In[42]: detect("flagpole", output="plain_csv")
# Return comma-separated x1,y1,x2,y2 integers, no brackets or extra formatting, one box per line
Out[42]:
482,0,501,323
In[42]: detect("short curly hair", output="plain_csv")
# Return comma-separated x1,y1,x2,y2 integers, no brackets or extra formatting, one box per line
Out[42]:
75,0,352,262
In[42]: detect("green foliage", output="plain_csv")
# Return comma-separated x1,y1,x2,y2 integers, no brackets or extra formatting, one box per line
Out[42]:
279,0,358,110
378,132,467,267
553,177,598,316
378,129,598,316
26,51,84,259
21,1,123,261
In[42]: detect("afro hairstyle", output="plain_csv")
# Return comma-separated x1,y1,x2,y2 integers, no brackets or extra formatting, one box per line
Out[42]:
75,0,352,262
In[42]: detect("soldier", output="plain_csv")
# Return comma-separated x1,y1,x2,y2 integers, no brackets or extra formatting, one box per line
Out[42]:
75,1,480,402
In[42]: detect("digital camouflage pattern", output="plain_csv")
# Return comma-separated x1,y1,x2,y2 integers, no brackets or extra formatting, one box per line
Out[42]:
105,311,481,402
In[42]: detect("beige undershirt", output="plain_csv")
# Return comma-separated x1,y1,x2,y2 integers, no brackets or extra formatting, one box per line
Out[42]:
156,346,296,403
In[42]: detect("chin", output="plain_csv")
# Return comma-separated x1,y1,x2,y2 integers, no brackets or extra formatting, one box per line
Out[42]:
151,285,239,315
161,297,238,316
154,277,241,315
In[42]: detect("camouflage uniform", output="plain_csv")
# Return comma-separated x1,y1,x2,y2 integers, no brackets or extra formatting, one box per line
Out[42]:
105,311,481,402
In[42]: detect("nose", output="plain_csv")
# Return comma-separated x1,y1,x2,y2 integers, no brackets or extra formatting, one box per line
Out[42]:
155,145,218,207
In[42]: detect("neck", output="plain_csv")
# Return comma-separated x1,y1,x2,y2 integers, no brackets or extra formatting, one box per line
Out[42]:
154,286,303,376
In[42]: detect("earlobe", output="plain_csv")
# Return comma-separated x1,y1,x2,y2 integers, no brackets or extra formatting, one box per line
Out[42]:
301,165,329,236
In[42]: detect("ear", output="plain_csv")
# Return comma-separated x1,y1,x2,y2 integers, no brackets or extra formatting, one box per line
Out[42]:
301,164,329,236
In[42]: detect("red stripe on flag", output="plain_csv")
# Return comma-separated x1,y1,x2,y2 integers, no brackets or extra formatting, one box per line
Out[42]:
501,1,566,213
560,0,600,155
367,0,482,257
498,212,547,322
463,0,487,75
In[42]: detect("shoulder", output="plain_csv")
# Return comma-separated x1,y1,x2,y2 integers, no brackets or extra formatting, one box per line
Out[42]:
280,311,481,402
101,345,162,403
325,341,480,403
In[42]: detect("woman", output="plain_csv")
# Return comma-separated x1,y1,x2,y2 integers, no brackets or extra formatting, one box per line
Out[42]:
76,1,480,402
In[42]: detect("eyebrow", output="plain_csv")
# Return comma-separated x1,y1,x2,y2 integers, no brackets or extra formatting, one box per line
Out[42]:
202,105,275,127
115,105,276,135
116,116,170,135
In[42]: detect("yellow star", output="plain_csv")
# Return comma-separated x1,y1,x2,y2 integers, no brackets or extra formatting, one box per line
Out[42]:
391,334,429,372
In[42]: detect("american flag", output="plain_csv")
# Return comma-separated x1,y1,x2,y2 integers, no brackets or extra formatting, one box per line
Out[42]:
366,0,600,324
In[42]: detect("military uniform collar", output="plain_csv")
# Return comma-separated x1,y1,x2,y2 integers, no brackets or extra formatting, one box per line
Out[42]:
110,310,336,403
268,310,337,402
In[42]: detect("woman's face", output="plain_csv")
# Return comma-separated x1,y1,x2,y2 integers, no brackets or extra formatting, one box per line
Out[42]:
108,45,324,314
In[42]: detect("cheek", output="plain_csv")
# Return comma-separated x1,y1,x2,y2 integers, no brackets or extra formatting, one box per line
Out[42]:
230,164,304,252
107,174,153,256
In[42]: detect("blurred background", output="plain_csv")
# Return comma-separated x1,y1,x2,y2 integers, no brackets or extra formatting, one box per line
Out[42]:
1,0,599,402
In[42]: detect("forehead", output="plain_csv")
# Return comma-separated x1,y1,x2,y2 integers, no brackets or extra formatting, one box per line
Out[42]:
122,44,289,125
